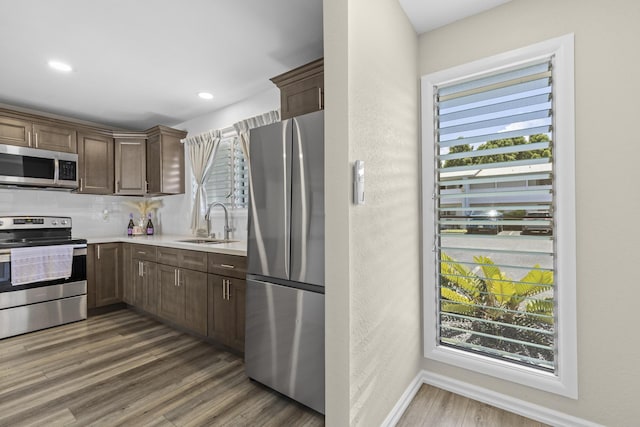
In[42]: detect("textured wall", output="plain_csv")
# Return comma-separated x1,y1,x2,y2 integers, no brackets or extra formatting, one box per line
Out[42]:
324,0,422,425
418,1,640,425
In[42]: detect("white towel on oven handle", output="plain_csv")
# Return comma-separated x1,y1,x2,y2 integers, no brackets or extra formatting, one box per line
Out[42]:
10,245,74,286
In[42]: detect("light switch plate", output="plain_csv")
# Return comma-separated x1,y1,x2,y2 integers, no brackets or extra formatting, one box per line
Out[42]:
353,160,365,205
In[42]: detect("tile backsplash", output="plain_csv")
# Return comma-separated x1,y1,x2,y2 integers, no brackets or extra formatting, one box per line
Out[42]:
0,188,248,241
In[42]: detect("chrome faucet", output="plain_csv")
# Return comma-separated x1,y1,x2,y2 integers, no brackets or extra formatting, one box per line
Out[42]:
205,202,234,240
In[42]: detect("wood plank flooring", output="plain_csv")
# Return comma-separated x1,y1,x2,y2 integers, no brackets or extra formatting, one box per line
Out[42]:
0,309,324,427
397,384,548,427
1,309,548,426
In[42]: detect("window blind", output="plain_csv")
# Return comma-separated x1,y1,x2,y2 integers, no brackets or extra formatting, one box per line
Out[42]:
200,135,248,209
434,58,556,372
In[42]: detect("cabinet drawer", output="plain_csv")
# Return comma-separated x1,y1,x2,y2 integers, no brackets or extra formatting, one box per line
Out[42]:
157,247,180,266
157,247,208,272
179,250,208,272
130,244,157,262
208,253,247,279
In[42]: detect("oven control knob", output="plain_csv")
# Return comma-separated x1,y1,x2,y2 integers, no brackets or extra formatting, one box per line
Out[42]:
51,220,58,226
61,220,68,225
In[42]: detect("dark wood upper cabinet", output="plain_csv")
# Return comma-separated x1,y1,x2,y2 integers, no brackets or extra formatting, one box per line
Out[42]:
146,126,187,195
33,123,77,153
78,132,114,194
0,116,31,147
114,136,147,195
0,113,77,153
271,58,324,120
0,106,188,196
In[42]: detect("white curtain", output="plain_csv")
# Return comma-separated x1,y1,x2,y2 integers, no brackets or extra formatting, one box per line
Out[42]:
182,130,222,234
233,110,280,161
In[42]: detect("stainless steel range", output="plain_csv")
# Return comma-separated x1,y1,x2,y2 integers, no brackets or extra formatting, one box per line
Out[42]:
0,216,87,339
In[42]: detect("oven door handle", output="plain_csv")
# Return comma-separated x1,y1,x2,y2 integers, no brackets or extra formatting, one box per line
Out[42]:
0,246,86,261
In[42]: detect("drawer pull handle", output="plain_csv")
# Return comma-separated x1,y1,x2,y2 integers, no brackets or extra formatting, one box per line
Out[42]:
220,264,235,269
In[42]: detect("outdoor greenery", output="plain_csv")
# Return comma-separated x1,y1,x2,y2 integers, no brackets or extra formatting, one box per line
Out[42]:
439,252,555,366
442,134,552,168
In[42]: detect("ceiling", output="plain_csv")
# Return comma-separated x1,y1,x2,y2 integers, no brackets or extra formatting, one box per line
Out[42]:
398,0,512,35
0,0,324,130
0,1,509,132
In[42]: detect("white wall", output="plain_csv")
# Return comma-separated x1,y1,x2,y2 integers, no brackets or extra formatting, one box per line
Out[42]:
418,1,640,425
324,0,421,425
177,88,279,135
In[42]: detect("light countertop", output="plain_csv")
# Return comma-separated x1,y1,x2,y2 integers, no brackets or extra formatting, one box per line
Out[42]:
85,234,247,256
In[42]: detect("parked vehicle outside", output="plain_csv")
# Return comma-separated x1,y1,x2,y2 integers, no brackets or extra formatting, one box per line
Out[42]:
521,211,553,235
466,210,504,234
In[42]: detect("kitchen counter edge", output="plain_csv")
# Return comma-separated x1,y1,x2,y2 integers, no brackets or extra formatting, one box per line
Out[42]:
84,235,247,256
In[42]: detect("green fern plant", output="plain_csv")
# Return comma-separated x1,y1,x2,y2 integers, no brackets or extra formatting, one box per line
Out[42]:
439,252,555,364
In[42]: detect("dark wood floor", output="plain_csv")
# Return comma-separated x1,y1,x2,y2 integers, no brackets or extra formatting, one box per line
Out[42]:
0,309,324,426
397,383,548,427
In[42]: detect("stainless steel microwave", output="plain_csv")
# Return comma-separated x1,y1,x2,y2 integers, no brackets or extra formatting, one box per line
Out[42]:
0,144,78,189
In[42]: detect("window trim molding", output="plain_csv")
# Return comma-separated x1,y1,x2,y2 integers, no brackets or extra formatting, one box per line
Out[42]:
421,34,577,398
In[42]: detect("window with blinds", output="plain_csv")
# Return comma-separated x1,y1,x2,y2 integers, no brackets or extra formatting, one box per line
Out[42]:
199,135,248,209
434,59,556,372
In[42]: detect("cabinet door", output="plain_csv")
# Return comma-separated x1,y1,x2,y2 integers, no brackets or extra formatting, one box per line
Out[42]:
122,244,133,304
208,274,246,351
279,74,324,120
146,131,185,195
94,243,121,307
86,245,96,309
0,116,32,147
157,264,183,323
181,269,207,335
141,261,158,315
115,138,146,195
33,123,77,153
131,259,145,307
78,132,114,194
230,278,246,352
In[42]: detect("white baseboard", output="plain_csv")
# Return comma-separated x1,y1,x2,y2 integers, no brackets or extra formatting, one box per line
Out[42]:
380,373,424,427
384,370,603,427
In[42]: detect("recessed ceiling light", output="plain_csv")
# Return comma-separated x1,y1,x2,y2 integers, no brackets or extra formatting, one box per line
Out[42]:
48,60,73,72
198,92,214,100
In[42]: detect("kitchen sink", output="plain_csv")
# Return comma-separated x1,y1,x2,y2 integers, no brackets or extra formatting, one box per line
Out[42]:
177,238,238,244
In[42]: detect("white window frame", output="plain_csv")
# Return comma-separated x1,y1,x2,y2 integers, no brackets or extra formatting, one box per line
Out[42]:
421,34,577,398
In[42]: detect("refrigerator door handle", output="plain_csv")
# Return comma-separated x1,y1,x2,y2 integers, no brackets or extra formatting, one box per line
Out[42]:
283,120,291,278
292,118,308,281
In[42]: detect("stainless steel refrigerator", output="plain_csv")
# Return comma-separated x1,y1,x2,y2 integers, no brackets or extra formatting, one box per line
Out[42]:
245,110,324,414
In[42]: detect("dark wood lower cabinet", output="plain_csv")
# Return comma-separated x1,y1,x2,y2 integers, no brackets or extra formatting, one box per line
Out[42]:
157,264,207,336
122,244,133,305
208,273,246,352
88,243,122,308
157,264,184,323
182,269,208,336
107,243,245,350
133,259,158,315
